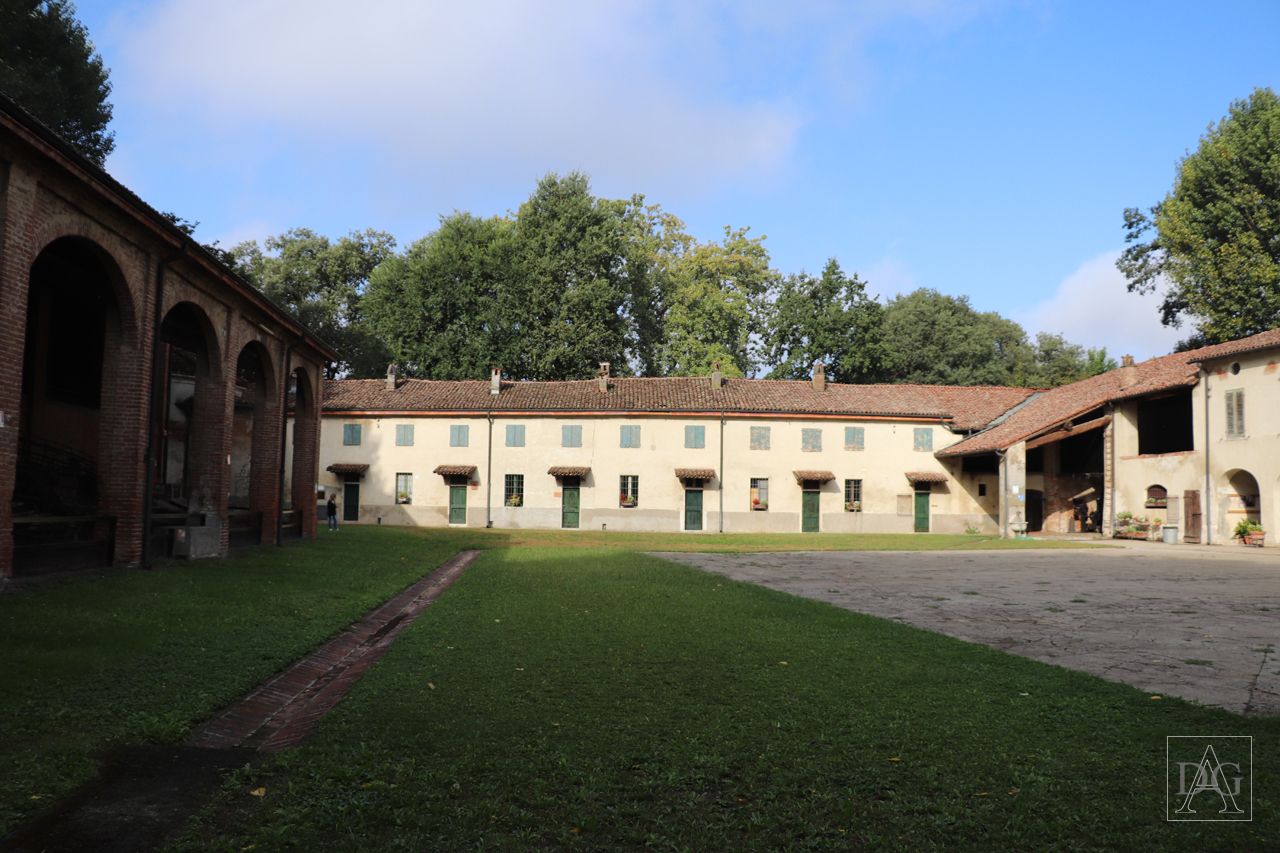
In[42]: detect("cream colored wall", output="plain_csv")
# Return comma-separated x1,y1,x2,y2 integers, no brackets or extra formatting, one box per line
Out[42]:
1111,391,1204,540
305,411,996,534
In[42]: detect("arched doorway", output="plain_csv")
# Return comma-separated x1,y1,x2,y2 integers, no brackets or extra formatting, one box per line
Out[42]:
1223,469,1261,543
15,237,132,572
230,342,276,545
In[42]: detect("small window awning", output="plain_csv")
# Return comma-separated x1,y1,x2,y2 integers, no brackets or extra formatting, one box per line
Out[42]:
326,463,369,476
793,470,836,483
675,468,716,480
433,464,477,476
548,466,591,477
906,472,948,484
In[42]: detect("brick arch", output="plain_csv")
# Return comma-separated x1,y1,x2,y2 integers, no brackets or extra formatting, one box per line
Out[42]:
232,340,279,539
25,217,143,349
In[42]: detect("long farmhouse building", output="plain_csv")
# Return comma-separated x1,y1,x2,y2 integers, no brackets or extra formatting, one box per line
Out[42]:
306,330,1280,545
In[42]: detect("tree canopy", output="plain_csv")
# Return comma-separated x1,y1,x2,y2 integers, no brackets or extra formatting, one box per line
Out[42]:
1118,87,1280,346
232,228,397,379
0,0,114,165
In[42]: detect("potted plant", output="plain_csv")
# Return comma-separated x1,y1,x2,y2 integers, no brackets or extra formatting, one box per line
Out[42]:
620,493,636,508
845,501,861,512
1234,518,1265,546
506,494,522,507
752,499,768,510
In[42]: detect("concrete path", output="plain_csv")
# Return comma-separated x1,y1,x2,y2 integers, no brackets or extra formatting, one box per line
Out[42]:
654,542,1280,716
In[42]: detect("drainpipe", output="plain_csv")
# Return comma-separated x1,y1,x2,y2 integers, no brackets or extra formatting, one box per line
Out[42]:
1108,403,1116,536
142,251,186,568
997,448,1007,538
276,335,304,546
1204,369,1211,545
719,410,725,533
486,410,494,528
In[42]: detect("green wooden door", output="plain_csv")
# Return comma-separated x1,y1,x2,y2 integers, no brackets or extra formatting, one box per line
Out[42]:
801,490,820,532
684,489,703,531
449,485,467,525
343,483,360,521
914,491,930,533
562,487,580,529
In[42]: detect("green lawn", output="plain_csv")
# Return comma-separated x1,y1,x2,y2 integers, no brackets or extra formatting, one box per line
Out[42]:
6,526,1258,853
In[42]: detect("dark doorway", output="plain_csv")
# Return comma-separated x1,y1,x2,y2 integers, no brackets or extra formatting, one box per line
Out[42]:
686,488,704,531
344,483,360,522
561,476,579,529
1026,489,1044,532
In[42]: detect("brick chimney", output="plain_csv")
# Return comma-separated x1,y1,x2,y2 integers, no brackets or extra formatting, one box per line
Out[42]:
385,363,398,390
490,366,502,395
812,361,826,391
710,360,723,389
1119,354,1137,389
598,362,611,393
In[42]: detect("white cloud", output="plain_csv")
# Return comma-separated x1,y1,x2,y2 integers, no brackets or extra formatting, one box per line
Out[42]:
861,255,917,301
1018,250,1186,361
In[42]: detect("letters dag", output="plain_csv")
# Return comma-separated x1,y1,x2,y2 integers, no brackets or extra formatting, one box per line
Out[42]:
1174,745,1244,814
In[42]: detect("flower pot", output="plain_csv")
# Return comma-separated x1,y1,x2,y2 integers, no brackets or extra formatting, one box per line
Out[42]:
1246,531,1266,547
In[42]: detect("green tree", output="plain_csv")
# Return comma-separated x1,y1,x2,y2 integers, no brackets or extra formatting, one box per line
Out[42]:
365,212,522,380
1017,332,1117,387
232,228,397,379
760,258,887,383
880,289,1032,386
656,225,773,377
1118,88,1280,345
0,0,114,165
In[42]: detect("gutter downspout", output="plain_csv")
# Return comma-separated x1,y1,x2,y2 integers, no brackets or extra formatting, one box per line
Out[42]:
486,411,493,528
719,410,725,533
997,448,1007,539
277,335,304,546
1204,369,1211,545
1108,402,1116,536
142,251,185,567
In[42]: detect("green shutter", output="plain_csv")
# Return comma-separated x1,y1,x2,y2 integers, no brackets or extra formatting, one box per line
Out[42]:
801,428,822,452
845,426,864,451
343,424,362,445
506,425,525,447
750,426,770,450
913,428,933,452
451,425,469,447
621,425,640,448
685,425,705,448
562,425,582,447
395,424,413,446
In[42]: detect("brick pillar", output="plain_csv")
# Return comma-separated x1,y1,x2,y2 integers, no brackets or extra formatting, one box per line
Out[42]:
96,297,149,567
1102,417,1115,537
290,362,320,539
0,163,35,579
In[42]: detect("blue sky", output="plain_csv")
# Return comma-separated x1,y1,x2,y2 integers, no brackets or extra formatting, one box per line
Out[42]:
74,0,1280,361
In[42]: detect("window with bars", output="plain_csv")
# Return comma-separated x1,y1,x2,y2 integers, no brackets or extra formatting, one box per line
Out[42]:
504,474,524,507
685,425,705,448
343,424,362,445
450,424,469,447
1146,485,1168,508
845,426,864,451
395,473,412,504
1225,389,1245,438
562,424,583,447
750,477,768,510
913,428,933,452
620,424,641,448
844,479,862,511
620,475,639,507
506,424,525,447
750,426,770,450
395,424,414,446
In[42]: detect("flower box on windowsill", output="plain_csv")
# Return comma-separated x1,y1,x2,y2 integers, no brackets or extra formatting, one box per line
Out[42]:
506,497,522,507
619,499,637,508
1145,499,1167,508
845,502,861,512
752,502,768,511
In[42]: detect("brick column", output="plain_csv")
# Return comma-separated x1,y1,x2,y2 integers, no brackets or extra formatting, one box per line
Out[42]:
0,163,36,579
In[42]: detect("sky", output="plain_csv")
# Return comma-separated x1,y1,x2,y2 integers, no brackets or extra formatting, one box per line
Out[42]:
73,0,1280,362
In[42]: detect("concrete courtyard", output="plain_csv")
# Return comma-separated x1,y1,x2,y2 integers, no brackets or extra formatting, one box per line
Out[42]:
656,541,1280,716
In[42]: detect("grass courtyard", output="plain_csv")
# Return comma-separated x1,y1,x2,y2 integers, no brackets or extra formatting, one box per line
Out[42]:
2,527,1274,851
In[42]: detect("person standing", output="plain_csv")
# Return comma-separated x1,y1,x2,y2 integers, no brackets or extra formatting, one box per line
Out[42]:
327,494,338,531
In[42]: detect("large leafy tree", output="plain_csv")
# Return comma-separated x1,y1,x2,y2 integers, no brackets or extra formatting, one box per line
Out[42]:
232,228,397,379
364,213,523,380
760,258,887,383
655,224,773,378
0,0,114,165
880,289,1032,386
1019,332,1117,388
1118,88,1280,346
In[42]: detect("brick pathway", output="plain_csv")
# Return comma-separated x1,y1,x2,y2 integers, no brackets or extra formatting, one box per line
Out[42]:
189,550,479,752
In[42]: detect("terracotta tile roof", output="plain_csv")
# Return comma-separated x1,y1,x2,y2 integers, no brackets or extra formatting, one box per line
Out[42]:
675,468,717,480
548,466,591,477
432,465,476,476
1185,327,1280,362
325,463,368,475
906,472,948,483
937,347,1209,456
322,377,1034,431
793,470,836,483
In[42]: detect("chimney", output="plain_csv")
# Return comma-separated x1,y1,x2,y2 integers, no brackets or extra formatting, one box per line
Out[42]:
812,361,826,391
490,366,502,395
385,363,398,391
710,360,723,389
1119,354,1137,389
598,362,611,393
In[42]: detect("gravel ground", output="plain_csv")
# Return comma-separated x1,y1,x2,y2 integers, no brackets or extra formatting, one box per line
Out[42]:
654,541,1280,715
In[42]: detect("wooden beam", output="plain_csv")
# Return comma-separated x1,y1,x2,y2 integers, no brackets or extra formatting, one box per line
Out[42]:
1024,415,1112,451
